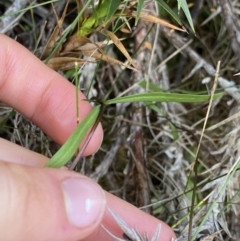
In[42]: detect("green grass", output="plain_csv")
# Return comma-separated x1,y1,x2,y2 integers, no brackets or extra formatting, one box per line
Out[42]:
1,1,240,240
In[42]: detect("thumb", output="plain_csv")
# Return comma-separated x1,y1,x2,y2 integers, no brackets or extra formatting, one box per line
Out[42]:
0,162,106,241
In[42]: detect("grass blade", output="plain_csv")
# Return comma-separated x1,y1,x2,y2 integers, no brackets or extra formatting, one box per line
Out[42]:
104,92,222,105
136,0,145,25
155,0,183,26
104,0,121,24
179,0,195,33
45,105,101,168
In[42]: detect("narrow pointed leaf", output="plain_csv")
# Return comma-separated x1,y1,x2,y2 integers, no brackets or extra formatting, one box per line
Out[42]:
179,0,195,33
83,50,136,70
155,0,182,26
131,11,186,32
104,0,121,24
102,29,137,68
45,105,101,168
104,92,222,105
136,0,145,25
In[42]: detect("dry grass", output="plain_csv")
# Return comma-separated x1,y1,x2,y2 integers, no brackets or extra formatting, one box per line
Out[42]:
1,1,240,241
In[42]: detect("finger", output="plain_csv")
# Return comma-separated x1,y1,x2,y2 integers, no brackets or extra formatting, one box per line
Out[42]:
0,138,175,241
0,138,48,167
0,161,106,241
0,139,176,240
85,192,176,241
0,34,103,156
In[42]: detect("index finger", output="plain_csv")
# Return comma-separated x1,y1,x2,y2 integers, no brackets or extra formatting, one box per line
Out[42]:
0,34,103,156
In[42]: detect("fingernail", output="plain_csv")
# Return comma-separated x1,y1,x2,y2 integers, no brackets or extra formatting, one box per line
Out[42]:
61,177,106,228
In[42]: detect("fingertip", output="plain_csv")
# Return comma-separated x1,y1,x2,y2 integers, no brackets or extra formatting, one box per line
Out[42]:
0,162,106,241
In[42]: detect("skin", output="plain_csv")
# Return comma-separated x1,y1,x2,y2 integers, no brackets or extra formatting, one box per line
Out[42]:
0,34,176,241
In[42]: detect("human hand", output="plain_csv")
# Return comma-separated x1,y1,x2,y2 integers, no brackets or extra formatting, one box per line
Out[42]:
0,34,176,241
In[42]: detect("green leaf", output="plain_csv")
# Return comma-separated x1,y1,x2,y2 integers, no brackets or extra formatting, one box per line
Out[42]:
45,105,101,168
155,0,182,26
104,92,222,105
136,0,145,25
104,0,121,24
179,0,195,33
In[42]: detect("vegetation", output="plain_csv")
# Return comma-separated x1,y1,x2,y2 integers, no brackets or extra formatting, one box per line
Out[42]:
1,1,240,240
